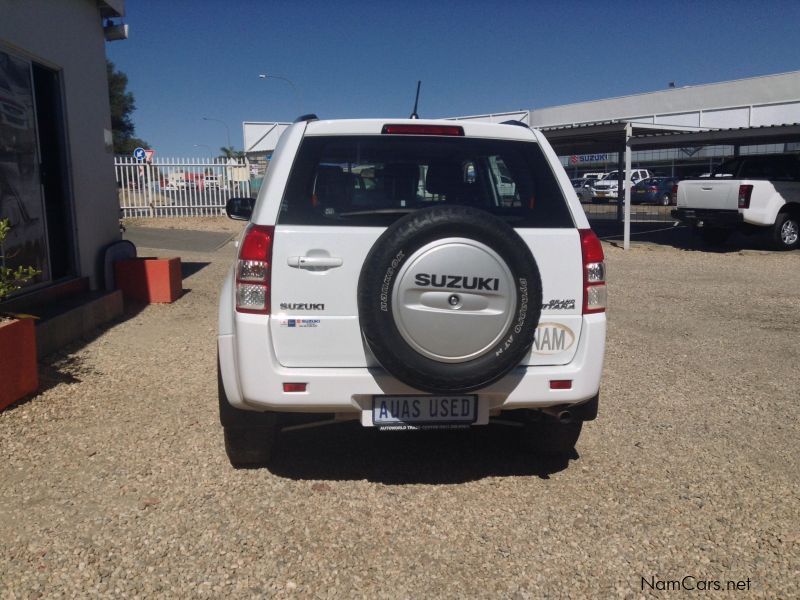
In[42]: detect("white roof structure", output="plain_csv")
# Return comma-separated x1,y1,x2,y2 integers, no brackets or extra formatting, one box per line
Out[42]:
453,71,800,131
243,121,291,155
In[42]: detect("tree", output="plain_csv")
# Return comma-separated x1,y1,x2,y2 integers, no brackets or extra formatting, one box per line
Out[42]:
107,60,148,154
219,146,245,160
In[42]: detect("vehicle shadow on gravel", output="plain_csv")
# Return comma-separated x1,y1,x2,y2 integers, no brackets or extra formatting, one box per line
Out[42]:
267,423,575,484
592,222,776,253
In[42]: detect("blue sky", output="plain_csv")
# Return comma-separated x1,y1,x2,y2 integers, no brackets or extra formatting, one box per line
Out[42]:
107,0,800,157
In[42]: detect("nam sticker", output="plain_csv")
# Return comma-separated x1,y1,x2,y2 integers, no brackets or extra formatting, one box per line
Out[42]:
532,323,575,355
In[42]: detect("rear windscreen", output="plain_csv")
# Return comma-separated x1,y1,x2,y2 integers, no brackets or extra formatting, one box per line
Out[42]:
278,136,573,227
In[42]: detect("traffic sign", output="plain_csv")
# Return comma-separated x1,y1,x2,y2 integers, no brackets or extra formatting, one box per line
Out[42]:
133,147,146,161
144,149,155,162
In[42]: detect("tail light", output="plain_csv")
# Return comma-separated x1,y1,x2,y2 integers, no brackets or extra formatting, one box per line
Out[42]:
579,229,606,314
672,183,678,196
738,184,753,209
235,224,274,314
648,186,658,192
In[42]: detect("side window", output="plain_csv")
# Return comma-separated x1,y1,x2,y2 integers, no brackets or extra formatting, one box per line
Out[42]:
487,156,520,207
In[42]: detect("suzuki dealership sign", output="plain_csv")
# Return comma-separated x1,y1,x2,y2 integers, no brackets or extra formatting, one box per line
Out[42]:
570,154,609,165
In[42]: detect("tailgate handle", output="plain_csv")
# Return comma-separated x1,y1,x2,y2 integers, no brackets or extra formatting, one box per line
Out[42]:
701,186,713,190
288,256,343,270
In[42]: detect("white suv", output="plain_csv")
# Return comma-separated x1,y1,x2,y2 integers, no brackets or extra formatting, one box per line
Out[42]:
218,117,607,466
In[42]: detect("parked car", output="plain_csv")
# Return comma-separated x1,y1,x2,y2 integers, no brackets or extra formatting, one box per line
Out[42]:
571,178,594,202
592,169,653,202
217,117,607,467
631,177,678,205
673,153,800,249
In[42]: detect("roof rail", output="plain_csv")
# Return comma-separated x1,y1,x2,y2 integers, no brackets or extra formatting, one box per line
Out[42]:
294,113,319,123
500,119,529,129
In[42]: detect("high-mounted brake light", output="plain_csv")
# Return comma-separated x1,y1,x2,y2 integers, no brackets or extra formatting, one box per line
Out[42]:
381,124,464,136
738,184,753,209
235,224,274,314
579,229,606,314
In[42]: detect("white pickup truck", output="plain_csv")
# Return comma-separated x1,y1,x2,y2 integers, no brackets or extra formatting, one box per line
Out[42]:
672,153,800,250
591,169,652,202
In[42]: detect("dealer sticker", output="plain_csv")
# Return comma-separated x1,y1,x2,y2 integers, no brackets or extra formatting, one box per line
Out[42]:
280,319,320,328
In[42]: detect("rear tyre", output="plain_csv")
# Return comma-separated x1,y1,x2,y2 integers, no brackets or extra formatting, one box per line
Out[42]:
521,415,582,456
223,427,276,468
770,212,800,250
218,356,278,467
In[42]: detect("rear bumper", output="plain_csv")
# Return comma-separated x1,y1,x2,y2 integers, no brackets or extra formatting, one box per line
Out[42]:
218,313,606,422
672,208,743,228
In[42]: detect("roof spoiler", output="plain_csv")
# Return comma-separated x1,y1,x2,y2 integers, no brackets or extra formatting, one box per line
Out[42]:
294,113,319,123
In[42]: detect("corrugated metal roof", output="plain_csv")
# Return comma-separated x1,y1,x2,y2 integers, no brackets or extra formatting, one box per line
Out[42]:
631,122,800,139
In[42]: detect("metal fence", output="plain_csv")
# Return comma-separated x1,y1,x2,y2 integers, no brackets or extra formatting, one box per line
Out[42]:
581,199,676,224
115,157,251,218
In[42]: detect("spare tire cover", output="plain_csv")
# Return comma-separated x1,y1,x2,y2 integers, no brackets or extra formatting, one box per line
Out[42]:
357,205,542,393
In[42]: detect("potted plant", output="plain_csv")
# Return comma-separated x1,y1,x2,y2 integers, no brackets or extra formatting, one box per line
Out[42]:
0,218,40,410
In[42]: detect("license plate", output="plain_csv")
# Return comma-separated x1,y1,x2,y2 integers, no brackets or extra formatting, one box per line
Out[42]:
635,189,644,194
372,395,477,428
596,192,606,197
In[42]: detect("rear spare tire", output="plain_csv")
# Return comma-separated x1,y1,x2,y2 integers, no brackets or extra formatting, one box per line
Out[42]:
357,206,542,394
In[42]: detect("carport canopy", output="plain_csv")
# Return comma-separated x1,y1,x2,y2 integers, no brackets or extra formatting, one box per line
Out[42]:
539,121,800,249
540,120,705,156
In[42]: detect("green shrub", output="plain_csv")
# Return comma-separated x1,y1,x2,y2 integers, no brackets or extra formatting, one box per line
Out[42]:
0,219,40,301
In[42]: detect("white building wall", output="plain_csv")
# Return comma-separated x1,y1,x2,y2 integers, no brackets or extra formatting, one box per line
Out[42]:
0,0,120,288
527,71,800,129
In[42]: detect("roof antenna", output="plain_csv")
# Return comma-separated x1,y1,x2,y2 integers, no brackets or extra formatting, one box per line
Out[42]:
410,81,421,119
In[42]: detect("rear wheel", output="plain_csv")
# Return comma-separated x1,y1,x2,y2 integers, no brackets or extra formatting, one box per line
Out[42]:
223,427,276,468
508,411,582,456
218,357,278,467
770,212,800,250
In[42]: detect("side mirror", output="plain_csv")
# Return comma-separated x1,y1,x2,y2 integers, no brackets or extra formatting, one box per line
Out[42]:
225,197,255,221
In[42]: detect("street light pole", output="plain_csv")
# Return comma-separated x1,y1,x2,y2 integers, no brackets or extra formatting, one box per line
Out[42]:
258,73,303,110
202,116,231,149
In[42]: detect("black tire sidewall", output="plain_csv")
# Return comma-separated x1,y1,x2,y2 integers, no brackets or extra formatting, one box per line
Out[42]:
357,206,543,394
773,213,800,250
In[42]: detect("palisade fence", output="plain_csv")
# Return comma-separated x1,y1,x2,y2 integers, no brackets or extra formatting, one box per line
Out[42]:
115,157,252,218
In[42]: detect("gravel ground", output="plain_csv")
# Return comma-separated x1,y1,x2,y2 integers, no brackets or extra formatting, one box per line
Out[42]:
1,228,798,598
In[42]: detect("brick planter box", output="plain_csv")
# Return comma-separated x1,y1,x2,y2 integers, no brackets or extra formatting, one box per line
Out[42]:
114,257,182,304
0,317,38,411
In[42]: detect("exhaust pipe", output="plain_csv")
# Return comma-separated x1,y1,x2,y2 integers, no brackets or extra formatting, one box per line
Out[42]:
541,407,574,424
556,410,573,424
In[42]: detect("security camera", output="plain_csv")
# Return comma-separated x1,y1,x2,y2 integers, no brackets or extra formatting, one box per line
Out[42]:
104,21,129,42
